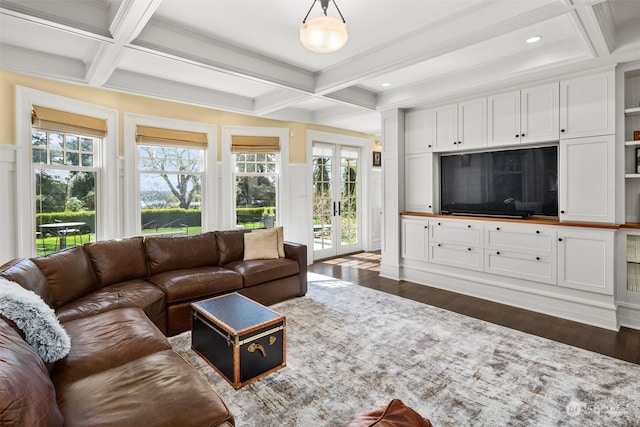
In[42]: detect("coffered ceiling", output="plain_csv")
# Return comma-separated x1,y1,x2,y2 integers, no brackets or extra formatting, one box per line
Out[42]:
1,0,640,135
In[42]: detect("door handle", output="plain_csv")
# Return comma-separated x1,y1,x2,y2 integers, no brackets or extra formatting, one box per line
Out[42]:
338,201,342,216
333,201,337,216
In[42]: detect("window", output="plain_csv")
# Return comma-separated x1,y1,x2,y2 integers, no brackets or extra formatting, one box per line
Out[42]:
234,152,278,229
136,126,207,236
31,106,105,255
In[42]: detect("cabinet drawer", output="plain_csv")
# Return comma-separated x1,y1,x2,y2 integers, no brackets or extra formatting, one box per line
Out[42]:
429,243,483,271
429,220,482,246
485,224,555,255
485,250,556,285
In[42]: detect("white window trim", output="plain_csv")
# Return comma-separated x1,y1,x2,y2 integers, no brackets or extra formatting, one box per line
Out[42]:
124,114,217,237
221,126,289,231
15,86,118,257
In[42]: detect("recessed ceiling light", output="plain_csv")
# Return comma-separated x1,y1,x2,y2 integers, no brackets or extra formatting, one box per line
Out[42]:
526,36,542,44
381,82,391,87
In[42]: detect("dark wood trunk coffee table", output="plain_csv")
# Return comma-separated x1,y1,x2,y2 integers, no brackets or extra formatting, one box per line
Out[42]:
191,293,286,389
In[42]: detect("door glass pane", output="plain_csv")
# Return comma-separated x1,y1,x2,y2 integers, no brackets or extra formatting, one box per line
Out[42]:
312,153,333,251
341,152,358,246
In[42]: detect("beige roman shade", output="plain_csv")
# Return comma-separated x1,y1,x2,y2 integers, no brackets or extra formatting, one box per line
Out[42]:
32,105,107,138
136,125,208,149
231,135,280,154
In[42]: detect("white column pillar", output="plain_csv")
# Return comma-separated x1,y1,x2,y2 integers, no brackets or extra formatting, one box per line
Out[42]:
380,109,405,279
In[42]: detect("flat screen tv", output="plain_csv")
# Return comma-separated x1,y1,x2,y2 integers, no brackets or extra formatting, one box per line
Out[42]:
440,146,558,218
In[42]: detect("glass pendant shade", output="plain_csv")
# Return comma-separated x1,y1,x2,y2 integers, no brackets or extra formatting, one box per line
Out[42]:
300,16,348,53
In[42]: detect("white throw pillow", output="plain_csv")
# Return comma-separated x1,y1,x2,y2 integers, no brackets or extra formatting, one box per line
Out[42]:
0,277,71,363
244,228,280,260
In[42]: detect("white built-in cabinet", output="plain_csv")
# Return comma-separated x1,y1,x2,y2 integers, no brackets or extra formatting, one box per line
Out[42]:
485,222,556,285
429,219,483,271
405,153,432,213
559,70,615,139
559,135,615,223
400,215,615,296
405,109,432,154
400,216,429,261
432,98,486,151
487,82,559,147
557,227,614,295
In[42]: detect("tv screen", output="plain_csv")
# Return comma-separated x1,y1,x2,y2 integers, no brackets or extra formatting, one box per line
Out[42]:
440,146,558,218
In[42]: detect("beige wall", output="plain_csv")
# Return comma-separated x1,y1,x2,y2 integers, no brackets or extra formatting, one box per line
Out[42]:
0,70,377,163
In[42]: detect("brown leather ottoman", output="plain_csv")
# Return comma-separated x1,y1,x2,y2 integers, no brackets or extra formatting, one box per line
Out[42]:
344,399,433,427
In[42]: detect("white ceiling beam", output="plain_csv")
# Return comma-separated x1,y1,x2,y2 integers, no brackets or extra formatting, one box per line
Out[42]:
133,21,316,94
0,43,87,83
85,0,162,87
569,2,611,57
323,87,377,110
253,90,311,116
313,0,574,95
104,70,255,113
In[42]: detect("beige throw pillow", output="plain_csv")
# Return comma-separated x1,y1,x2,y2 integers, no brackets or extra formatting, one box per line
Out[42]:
244,228,280,260
253,226,285,258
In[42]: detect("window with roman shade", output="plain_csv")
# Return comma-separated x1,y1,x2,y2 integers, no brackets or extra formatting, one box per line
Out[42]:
31,106,106,255
135,125,207,236
232,135,280,229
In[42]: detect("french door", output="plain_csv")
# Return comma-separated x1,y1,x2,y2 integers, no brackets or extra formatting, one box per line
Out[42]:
312,143,361,259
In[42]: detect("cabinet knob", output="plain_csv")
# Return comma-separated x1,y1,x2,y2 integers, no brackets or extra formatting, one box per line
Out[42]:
467,247,471,251
424,226,428,229
453,141,457,145
561,129,565,133
558,238,563,242
560,210,565,214
458,141,462,144
496,251,500,255
521,133,525,137
438,243,441,247
496,227,500,231
536,230,540,234
515,134,519,138
428,205,432,208
438,222,441,226
467,224,471,228
428,144,431,148
536,256,540,261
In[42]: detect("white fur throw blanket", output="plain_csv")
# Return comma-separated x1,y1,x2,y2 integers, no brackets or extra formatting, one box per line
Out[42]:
0,277,70,363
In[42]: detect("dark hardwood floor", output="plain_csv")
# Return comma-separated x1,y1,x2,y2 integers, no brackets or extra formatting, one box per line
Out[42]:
309,251,640,365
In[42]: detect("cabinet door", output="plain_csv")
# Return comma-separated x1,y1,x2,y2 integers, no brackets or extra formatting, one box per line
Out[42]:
405,153,432,213
557,228,614,295
559,71,615,139
405,110,432,154
559,135,615,223
401,217,429,261
488,90,521,147
429,243,483,271
458,97,487,149
485,250,556,284
432,104,458,151
521,82,559,143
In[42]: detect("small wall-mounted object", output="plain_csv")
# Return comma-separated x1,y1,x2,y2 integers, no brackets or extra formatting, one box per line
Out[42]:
634,130,640,141
373,151,382,167
636,147,640,173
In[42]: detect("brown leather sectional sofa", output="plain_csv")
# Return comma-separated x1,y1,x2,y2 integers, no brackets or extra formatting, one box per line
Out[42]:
0,229,307,427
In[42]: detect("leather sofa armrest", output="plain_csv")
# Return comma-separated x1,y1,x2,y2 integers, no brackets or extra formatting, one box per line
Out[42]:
283,242,307,296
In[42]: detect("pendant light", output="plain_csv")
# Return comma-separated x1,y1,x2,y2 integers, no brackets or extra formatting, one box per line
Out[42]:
300,0,348,53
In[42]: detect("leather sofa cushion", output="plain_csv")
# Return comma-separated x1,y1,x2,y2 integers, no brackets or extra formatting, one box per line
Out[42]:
225,258,300,287
56,350,235,427
55,279,166,329
0,258,56,308
53,308,171,386
33,247,99,308
216,230,250,265
344,399,433,427
150,267,243,303
0,319,64,427
145,232,218,275
84,237,148,287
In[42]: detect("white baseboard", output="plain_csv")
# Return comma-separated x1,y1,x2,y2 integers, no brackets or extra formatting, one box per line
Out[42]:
617,302,640,329
401,264,619,331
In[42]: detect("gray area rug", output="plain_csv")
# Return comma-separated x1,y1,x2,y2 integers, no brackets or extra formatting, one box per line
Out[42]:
169,273,640,426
